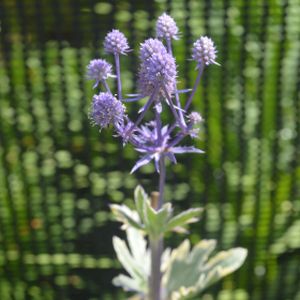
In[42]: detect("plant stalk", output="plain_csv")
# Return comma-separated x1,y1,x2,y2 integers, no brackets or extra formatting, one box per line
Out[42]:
114,53,122,100
149,156,166,300
149,237,163,300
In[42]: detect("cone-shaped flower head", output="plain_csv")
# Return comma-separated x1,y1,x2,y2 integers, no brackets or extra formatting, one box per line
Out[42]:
139,38,167,61
104,29,129,55
86,59,113,88
192,36,218,67
90,92,125,128
138,39,177,96
156,13,179,40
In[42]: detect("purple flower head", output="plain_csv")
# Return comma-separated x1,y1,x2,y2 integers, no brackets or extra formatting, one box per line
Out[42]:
90,92,125,129
192,36,218,68
86,59,113,88
138,50,177,97
156,13,179,40
104,29,130,55
139,38,167,61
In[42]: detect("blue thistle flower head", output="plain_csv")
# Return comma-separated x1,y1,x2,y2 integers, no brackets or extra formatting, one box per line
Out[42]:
90,92,125,129
86,59,113,88
156,13,179,40
139,38,167,61
138,48,177,96
192,36,218,68
104,29,130,55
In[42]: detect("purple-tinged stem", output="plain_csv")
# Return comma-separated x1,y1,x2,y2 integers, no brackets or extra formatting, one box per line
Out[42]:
149,237,163,300
102,80,111,93
126,89,158,138
114,53,122,100
184,64,204,111
158,155,166,209
149,155,166,300
155,105,162,144
166,38,186,127
162,84,186,131
149,101,167,300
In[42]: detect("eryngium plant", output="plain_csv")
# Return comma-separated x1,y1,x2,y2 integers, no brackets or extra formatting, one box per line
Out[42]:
87,13,247,300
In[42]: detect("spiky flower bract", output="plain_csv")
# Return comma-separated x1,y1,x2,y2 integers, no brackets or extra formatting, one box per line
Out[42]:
104,29,130,55
90,92,125,129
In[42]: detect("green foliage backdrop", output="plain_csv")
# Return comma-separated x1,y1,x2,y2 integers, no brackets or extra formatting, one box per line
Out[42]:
0,0,299,299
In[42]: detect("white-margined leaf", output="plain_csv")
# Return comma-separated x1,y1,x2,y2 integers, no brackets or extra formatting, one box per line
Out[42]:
110,204,144,230
163,239,247,300
165,208,203,233
112,228,150,295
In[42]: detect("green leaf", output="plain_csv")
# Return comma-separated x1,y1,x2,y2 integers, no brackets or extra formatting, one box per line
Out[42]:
134,185,148,223
165,208,203,233
144,201,172,238
110,204,144,230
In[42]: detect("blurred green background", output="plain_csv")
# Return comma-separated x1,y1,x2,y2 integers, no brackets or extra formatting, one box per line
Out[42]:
0,0,299,299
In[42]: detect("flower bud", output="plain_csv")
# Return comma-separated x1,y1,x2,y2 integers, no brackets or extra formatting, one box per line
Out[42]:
90,92,125,128
192,36,218,67
86,59,113,88
104,29,129,55
188,112,203,125
156,13,179,40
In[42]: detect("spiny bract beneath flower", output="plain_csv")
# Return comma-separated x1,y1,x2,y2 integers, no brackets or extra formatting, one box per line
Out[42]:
192,36,218,67
86,59,113,88
138,51,177,96
139,38,167,61
90,92,125,128
156,13,179,40
104,29,129,55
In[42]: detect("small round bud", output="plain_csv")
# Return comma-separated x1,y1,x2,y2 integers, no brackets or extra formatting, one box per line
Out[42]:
156,13,179,40
104,29,129,55
188,112,203,125
86,59,113,87
192,36,218,67
90,92,125,128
